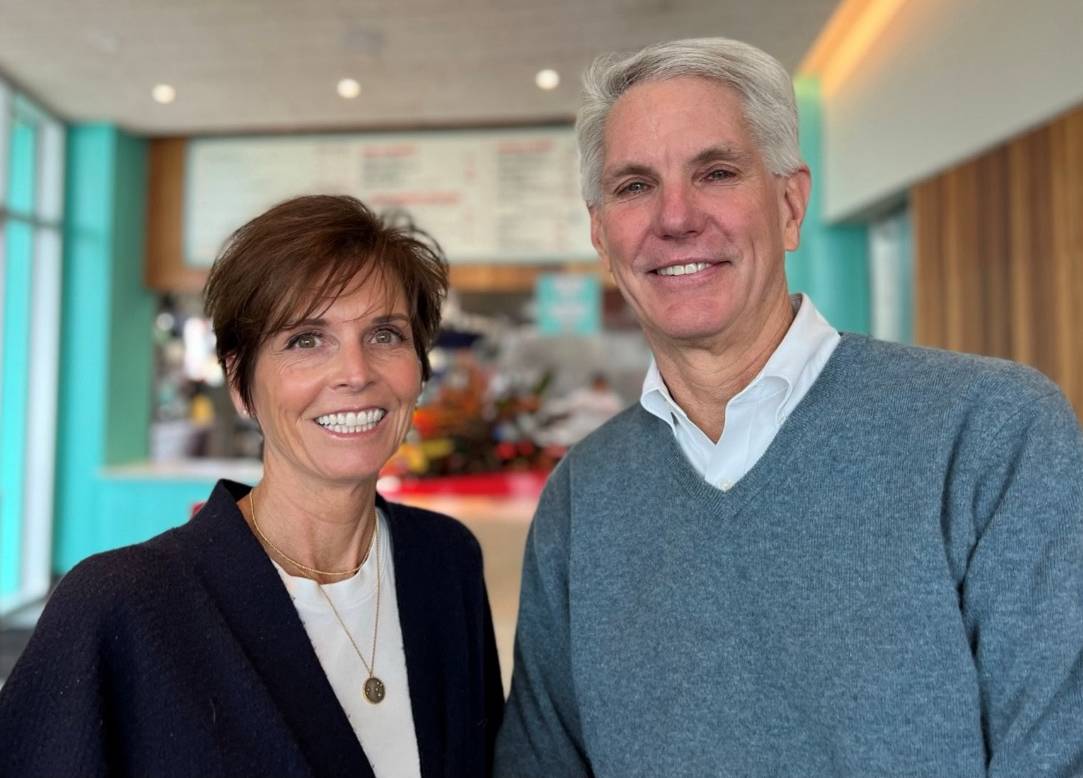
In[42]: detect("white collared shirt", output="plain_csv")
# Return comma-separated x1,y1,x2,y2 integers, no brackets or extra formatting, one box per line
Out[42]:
640,294,840,491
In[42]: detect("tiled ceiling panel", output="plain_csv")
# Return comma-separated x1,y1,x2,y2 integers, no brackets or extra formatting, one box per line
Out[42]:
0,0,840,134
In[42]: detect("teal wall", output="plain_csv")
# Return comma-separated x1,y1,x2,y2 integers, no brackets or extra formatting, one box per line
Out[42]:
53,124,164,572
55,125,117,571
106,133,155,464
787,77,870,334
72,477,219,562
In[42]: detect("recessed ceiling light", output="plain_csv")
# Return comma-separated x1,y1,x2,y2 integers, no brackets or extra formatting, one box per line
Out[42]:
535,69,560,91
151,83,176,104
337,78,362,99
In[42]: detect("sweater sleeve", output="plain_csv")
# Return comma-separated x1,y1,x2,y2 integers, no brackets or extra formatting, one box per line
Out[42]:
957,387,1083,776
0,556,118,777
494,460,594,778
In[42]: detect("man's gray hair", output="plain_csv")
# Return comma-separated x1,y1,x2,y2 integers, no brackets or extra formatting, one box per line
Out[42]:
576,37,803,206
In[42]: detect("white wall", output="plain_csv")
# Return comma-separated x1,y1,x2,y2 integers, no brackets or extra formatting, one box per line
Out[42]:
823,0,1083,221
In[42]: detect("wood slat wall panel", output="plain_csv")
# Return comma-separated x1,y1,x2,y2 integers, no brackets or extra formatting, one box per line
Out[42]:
913,177,943,346
976,148,1011,359
913,102,1083,418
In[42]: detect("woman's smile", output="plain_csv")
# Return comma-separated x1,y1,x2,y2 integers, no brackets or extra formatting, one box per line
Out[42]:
315,408,388,435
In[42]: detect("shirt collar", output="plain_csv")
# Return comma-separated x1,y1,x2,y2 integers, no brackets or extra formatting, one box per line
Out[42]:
640,293,837,427
640,354,680,431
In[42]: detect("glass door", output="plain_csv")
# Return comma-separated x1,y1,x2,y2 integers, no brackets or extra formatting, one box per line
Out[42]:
0,89,64,614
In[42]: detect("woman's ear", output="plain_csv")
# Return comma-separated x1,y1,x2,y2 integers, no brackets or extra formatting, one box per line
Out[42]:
229,385,249,417
224,358,250,418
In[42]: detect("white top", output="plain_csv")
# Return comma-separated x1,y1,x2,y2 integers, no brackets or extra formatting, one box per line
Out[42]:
640,294,840,491
272,509,421,778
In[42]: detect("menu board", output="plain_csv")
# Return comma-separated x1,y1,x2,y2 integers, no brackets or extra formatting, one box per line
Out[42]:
184,127,596,266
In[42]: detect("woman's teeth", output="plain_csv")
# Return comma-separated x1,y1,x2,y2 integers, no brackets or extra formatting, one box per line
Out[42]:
657,262,712,277
316,410,386,433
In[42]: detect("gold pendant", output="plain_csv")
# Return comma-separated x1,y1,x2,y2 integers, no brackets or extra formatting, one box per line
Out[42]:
364,676,386,704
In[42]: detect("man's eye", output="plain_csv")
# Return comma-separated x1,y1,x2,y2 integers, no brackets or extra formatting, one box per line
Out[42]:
286,332,320,349
618,181,649,196
705,168,735,181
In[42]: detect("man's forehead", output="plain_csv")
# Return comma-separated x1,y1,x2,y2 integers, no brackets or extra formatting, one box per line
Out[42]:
608,75,744,121
600,77,754,171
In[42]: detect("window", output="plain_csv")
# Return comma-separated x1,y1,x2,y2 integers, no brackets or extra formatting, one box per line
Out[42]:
0,85,65,613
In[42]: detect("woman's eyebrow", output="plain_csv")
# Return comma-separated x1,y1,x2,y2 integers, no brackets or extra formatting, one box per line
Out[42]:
279,317,327,331
281,312,411,330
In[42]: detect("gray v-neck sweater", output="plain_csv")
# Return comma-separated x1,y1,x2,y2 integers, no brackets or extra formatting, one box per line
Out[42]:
496,334,1083,777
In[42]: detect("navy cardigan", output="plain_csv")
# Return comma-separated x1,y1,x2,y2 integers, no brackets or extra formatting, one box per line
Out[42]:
0,480,504,777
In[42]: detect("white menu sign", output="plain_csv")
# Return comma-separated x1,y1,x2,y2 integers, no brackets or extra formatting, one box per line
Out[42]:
184,127,595,266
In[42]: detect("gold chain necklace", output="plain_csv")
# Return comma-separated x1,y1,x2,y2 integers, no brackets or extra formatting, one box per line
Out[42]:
317,532,385,704
247,490,386,704
248,491,364,578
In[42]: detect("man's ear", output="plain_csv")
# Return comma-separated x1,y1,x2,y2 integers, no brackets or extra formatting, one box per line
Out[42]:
589,205,613,275
781,166,812,252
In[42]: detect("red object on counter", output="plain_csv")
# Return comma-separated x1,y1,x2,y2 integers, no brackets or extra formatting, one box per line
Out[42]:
190,470,551,519
377,470,549,499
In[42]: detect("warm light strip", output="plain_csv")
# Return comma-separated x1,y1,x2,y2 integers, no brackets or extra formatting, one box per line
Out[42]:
799,0,910,96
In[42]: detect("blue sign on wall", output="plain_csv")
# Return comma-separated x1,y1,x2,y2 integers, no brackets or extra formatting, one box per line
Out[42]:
536,273,601,336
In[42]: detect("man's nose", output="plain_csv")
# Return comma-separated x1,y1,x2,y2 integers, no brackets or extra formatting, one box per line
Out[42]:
653,182,705,239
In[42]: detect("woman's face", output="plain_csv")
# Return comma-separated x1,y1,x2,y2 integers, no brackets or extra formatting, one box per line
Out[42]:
246,271,421,491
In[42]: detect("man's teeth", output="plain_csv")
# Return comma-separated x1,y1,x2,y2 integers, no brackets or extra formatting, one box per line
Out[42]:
316,410,386,433
656,262,712,277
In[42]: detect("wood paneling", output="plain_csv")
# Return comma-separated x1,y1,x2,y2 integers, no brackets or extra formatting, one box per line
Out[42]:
145,138,205,293
912,102,1083,417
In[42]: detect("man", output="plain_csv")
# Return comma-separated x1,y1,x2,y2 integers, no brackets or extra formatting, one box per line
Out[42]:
495,38,1083,777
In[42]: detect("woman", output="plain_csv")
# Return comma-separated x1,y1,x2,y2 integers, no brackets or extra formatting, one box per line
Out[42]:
0,195,503,777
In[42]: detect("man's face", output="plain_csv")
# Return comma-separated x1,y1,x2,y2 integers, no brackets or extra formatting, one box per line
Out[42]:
589,76,810,354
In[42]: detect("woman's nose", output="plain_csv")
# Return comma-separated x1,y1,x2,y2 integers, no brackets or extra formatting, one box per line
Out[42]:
332,342,372,389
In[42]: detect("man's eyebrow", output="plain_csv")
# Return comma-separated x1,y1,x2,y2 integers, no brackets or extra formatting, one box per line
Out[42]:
602,162,655,185
690,145,751,166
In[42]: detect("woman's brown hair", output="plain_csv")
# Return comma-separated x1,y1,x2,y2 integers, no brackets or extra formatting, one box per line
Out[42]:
203,195,449,411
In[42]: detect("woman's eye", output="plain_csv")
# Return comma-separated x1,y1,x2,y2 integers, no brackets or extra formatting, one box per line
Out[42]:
370,327,405,345
286,332,320,349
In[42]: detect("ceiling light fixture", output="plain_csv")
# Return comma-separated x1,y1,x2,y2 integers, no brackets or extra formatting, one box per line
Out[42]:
337,78,362,99
535,69,560,91
151,84,176,104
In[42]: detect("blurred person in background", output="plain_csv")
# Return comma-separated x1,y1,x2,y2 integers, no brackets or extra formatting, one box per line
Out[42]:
495,38,1083,777
537,372,624,447
0,195,503,778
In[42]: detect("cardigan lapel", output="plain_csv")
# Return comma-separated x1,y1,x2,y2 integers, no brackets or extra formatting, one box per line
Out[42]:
181,480,376,778
381,496,450,778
